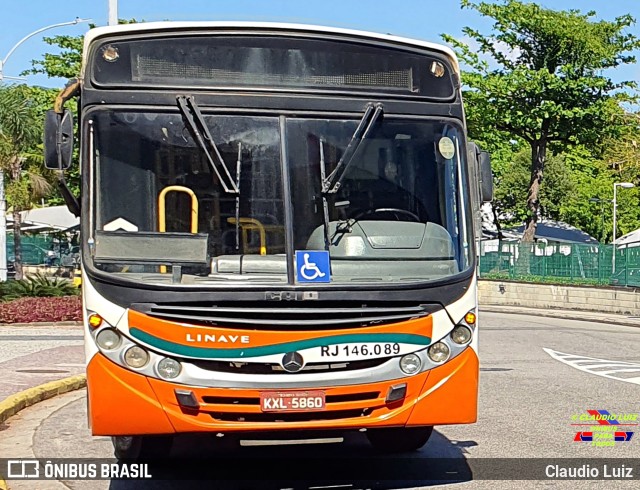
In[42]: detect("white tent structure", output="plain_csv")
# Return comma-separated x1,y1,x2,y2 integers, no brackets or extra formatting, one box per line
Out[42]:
616,229,640,248
481,218,599,261
502,219,598,245
1,206,79,279
6,205,79,232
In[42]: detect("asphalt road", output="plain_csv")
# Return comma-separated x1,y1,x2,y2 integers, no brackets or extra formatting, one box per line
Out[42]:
2,312,640,489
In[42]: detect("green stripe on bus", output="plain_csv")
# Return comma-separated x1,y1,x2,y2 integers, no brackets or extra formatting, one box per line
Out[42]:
128,328,431,359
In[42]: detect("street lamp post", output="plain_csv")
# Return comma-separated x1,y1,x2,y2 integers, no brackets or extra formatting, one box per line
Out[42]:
109,0,119,26
612,182,635,274
0,18,91,81
0,17,91,281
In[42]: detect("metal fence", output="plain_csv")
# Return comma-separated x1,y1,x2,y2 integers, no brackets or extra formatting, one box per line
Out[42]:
6,234,56,265
478,241,640,287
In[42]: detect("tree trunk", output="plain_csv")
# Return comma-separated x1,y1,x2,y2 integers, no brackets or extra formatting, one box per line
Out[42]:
521,138,547,242
10,157,23,280
492,205,503,239
12,210,22,280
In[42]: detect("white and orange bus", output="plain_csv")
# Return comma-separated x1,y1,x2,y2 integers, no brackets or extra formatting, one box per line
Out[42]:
44,22,492,459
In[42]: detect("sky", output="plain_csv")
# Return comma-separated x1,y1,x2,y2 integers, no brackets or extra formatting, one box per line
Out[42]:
2,0,640,88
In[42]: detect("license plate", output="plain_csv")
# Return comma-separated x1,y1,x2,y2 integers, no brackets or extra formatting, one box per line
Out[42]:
260,390,326,412
318,342,402,359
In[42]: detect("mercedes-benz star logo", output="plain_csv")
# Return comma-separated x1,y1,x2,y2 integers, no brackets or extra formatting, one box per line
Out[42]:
282,351,304,373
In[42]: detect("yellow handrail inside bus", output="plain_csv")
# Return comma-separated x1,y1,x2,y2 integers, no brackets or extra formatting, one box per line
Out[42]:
227,217,267,255
158,185,199,272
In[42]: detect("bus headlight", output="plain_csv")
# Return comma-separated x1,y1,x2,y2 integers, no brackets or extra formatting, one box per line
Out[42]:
96,329,121,350
124,346,149,368
451,325,473,345
399,354,422,375
157,358,181,379
428,342,450,363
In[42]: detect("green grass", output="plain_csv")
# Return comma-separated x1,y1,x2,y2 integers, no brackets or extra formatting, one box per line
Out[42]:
479,272,608,286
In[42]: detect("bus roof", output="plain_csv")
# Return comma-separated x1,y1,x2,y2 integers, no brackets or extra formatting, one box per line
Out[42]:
81,21,460,76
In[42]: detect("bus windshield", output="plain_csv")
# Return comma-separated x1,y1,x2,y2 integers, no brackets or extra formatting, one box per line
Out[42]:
89,109,470,285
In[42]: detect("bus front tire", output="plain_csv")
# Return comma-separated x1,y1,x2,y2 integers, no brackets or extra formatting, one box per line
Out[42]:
366,426,433,453
112,435,173,460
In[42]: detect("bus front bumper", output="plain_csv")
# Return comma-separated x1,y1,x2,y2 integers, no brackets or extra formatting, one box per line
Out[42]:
87,348,478,436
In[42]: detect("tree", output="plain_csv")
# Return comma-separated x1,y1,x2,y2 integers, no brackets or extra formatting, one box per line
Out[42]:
492,149,576,225
25,33,84,80
0,85,51,280
444,0,640,242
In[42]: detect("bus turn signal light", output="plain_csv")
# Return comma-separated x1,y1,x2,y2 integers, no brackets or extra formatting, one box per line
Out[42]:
464,311,476,325
88,314,103,329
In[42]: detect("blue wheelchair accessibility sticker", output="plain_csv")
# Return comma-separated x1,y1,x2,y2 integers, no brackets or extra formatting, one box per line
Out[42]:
295,250,331,283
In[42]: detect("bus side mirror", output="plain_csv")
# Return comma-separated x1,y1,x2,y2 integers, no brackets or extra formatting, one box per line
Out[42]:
44,109,74,170
478,150,493,203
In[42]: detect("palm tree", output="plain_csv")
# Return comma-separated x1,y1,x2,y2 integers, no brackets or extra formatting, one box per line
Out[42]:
0,85,43,280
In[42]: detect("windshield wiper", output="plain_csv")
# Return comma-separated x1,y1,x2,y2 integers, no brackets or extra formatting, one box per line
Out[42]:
234,143,242,251
322,102,384,194
319,140,331,249
176,95,239,194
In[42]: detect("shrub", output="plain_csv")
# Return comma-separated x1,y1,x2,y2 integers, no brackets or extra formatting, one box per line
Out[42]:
0,273,80,301
0,296,82,323
480,273,605,287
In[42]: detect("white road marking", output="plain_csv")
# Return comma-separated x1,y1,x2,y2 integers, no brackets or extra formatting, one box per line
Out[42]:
543,348,640,385
598,368,640,375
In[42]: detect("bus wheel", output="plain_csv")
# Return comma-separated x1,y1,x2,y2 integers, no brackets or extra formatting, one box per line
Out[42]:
112,435,173,460
366,427,433,453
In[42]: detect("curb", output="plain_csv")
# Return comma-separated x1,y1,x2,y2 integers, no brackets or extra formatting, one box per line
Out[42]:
0,375,86,490
480,305,640,329
0,374,86,426
0,321,82,327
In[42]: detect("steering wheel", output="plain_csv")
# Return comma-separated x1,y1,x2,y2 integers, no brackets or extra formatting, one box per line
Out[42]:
353,208,421,222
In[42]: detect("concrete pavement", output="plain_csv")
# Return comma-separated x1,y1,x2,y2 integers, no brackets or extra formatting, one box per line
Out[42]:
0,324,84,413
0,324,84,489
